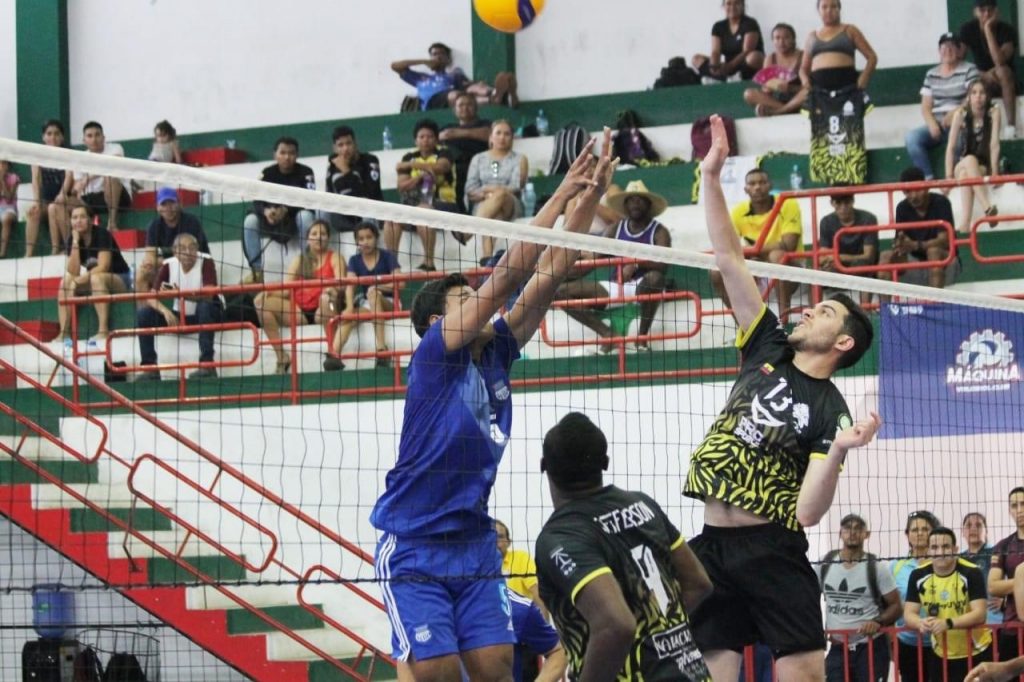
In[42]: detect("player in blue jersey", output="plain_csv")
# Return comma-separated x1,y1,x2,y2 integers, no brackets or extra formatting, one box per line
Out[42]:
372,129,617,682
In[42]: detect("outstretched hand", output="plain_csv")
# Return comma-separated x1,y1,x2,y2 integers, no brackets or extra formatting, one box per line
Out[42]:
564,128,619,234
834,412,882,451
699,115,732,178
554,138,597,200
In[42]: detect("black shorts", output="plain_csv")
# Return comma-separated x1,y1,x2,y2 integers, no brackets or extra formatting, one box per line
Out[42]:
688,523,825,656
81,187,131,213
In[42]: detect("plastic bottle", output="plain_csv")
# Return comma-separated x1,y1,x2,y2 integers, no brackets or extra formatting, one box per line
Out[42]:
382,125,393,151
535,109,549,136
419,173,434,207
789,164,804,191
522,182,537,218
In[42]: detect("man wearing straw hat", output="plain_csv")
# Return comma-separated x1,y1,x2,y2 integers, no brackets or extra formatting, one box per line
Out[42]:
555,179,672,352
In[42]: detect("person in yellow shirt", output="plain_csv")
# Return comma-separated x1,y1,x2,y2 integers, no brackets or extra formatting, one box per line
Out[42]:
496,519,549,620
711,168,803,318
904,527,992,682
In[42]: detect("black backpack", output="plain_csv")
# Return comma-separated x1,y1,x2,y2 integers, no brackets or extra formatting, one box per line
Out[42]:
103,652,147,681
654,56,699,88
612,110,660,165
819,550,886,609
72,646,104,682
548,123,590,175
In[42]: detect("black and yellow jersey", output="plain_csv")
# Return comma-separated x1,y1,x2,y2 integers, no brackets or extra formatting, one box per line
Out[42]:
535,486,710,682
806,85,872,185
906,558,992,659
684,306,851,531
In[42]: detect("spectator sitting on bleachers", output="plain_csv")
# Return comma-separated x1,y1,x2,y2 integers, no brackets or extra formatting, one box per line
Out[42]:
391,42,517,110
148,120,182,163
554,181,671,353
946,80,1001,232
0,160,20,259
439,93,491,212
138,187,210,294
135,233,222,381
958,0,1017,136
69,121,132,231
817,190,878,306
326,222,399,371
322,126,383,236
692,0,765,83
711,168,803,318
743,23,804,117
57,204,132,340
25,120,73,257
242,136,316,280
878,167,954,295
383,119,458,272
255,220,347,375
905,33,979,180
463,120,528,263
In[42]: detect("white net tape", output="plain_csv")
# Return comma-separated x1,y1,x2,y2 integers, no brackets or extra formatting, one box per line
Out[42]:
2,136,1022,314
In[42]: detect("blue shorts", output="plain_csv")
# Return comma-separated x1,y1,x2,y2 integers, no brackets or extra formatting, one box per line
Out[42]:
375,532,515,661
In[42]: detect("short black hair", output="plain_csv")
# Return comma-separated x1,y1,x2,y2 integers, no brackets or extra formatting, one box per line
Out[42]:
827,293,873,369
899,166,926,183
1010,486,1024,500
82,120,103,133
154,119,177,139
541,412,609,492
772,22,796,39
332,125,355,143
494,519,509,539
354,221,379,239
429,42,452,57
929,526,958,546
745,167,769,182
42,119,65,136
414,118,440,137
828,183,854,203
409,273,469,338
274,136,299,153
905,510,940,533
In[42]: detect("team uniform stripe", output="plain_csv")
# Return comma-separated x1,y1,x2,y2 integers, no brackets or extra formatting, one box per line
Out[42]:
376,533,412,661
570,567,612,604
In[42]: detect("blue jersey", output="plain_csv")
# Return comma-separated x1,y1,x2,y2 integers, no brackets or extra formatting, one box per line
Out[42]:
371,317,519,537
509,588,560,682
348,249,399,297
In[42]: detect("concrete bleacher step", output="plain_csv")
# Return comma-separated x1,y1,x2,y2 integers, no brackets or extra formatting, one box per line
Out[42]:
111,229,147,250
27,276,61,300
265,626,385,663
187,582,304,611
32,481,137,509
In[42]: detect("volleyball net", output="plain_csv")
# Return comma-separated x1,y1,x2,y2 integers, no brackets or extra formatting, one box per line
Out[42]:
0,137,1022,678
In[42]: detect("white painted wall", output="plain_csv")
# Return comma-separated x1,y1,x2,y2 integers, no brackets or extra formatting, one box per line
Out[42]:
65,0,474,140
516,0,949,100
0,0,17,140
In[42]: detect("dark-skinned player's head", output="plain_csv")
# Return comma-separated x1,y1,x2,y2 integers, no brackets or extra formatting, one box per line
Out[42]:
409,273,470,338
541,412,609,492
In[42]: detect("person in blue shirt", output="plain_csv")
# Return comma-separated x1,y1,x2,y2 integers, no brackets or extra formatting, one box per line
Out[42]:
507,588,566,682
372,129,615,682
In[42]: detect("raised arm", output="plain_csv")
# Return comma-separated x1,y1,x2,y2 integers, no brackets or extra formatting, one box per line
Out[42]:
442,140,599,351
700,115,763,330
505,129,617,347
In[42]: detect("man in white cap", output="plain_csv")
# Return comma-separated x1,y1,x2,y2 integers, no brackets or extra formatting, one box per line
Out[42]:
555,179,671,352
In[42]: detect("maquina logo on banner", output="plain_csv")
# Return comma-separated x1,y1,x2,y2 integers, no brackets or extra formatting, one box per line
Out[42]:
880,303,1024,438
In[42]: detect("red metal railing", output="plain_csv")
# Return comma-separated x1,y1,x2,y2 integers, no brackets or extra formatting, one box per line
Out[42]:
0,318,393,679
742,623,1024,682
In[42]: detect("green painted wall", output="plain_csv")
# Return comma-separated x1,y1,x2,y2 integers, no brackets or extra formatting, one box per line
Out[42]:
15,0,69,142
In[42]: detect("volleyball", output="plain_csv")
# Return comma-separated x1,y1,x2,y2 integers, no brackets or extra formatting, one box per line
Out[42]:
473,0,545,33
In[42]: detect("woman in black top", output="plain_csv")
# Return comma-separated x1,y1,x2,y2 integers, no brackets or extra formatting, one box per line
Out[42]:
25,120,73,257
946,80,1001,232
691,0,765,82
57,204,132,340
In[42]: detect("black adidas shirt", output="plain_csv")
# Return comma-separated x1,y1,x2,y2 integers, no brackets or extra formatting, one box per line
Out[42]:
536,486,710,682
684,306,851,531
325,153,383,224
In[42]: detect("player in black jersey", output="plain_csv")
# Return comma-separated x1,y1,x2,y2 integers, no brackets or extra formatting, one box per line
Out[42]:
535,412,712,682
687,116,881,682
